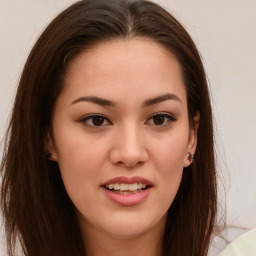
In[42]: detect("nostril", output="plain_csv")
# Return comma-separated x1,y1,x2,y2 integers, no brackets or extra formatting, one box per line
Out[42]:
134,161,144,168
109,146,149,167
114,160,144,168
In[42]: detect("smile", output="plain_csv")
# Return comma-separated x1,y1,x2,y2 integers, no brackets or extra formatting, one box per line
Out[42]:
105,183,148,194
102,177,153,205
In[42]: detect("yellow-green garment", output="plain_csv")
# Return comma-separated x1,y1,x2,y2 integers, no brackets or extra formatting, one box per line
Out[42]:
219,227,256,256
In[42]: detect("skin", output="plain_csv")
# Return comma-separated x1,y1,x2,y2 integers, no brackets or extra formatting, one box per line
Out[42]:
48,38,199,256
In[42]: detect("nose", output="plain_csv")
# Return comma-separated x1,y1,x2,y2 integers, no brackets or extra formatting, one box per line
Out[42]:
109,124,149,168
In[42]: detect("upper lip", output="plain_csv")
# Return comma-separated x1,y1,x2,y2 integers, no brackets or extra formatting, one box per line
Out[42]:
102,176,153,186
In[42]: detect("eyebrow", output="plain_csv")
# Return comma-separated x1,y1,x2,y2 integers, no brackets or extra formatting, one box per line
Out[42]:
71,93,181,107
71,96,117,107
142,93,182,107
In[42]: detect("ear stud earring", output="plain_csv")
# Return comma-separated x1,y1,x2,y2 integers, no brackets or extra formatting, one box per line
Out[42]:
44,152,52,159
188,153,194,164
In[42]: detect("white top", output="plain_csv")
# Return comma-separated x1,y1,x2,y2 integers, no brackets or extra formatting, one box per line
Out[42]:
219,227,256,256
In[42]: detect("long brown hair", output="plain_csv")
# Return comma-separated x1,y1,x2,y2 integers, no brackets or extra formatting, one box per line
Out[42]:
1,0,217,255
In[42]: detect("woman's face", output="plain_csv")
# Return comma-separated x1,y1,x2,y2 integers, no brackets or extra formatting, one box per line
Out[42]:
49,39,198,239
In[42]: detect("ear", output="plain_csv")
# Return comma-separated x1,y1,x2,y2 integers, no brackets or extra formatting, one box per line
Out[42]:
44,132,58,162
184,111,200,167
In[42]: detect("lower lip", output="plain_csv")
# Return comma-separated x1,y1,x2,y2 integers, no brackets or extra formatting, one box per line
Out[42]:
102,187,152,206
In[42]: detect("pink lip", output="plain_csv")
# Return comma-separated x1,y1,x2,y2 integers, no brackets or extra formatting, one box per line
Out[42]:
101,176,153,206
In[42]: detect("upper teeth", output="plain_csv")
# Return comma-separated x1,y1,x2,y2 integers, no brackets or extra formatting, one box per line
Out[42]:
106,183,147,191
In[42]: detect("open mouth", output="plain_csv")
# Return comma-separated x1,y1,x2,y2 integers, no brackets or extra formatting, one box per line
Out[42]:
104,183,152,195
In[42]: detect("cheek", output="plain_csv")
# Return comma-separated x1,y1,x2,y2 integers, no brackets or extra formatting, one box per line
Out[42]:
56,147,103,220
152,131,189,171
56,142,105,187
54,124,109,171
151,133,188,203
52,119,113,202
54,134,107,202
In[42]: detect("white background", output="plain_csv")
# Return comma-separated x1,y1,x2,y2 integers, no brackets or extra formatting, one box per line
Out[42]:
1,0,256,252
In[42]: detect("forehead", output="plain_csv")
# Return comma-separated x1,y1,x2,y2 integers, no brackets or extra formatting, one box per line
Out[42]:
62,38,187,106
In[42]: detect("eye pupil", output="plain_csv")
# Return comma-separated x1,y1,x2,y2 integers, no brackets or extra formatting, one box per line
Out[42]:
92,117,104,126
153,115,165,125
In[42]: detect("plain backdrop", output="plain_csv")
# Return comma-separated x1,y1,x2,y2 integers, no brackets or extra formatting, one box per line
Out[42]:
0,0,256,251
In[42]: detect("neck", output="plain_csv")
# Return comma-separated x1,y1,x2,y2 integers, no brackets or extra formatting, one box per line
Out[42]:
80,218,166,256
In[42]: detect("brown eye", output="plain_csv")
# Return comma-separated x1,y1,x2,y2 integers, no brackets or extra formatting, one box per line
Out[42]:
91,116,105,126
152,115,165,125
147,113,176,126
80,115,111,127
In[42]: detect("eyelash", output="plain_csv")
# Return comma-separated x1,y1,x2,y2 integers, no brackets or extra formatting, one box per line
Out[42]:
78,112,176,128
79,114,112,127
147,112,177,126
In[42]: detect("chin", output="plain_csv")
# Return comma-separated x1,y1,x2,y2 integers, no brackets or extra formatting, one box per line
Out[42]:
101,225,151,239
95,211,167,239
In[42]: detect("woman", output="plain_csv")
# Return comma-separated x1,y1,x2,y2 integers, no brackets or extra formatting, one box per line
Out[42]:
1,0,218,255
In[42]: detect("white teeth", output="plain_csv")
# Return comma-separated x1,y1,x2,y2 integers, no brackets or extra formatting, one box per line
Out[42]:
120,183,129,190
105,183,147,191
128,183,138,191
137,183,143,189
114,184,120,190
108,184,114,189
